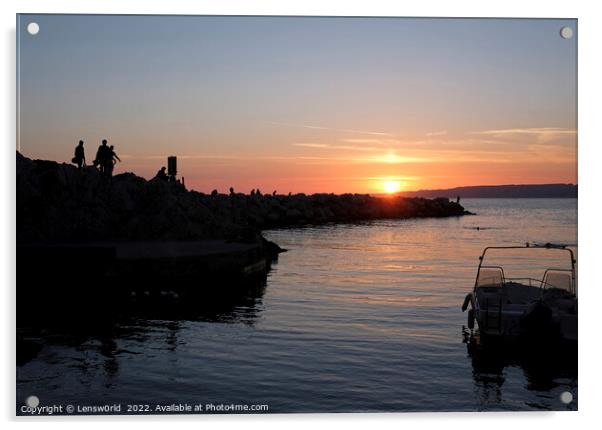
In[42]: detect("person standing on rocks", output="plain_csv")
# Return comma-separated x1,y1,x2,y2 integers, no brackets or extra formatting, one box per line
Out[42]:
72,140,86,169
106,145,121,177
100,140,113,176
94,139,111,175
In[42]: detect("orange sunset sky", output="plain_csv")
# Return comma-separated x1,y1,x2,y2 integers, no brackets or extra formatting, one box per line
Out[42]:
18,16,577,194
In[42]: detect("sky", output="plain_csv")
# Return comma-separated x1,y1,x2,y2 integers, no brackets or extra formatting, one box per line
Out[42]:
17,15,577,194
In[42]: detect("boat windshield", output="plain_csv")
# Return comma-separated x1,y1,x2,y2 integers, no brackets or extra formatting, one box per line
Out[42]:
543,270,573,292
476,267,504,288
477,246,576,293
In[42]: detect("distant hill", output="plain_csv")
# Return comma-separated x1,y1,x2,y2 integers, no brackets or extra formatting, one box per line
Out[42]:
399,184,577,199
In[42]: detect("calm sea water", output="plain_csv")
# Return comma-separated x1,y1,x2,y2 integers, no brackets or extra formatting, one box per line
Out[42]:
17,198,577,413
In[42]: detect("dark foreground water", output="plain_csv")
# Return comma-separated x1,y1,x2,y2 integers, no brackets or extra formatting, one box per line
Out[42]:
16,199,577,413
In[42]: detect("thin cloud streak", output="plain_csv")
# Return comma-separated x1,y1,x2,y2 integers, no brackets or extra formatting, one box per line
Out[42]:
426,130,447,136
341,138,402,146
292,143,377,152
264,120,395,137
469,127,577,144
471,127,576,136
122,153,342,162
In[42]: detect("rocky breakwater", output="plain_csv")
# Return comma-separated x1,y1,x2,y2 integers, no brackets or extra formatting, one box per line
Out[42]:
17,152,283,321
223,192,471,229
17,152,471,244
16,152,471,319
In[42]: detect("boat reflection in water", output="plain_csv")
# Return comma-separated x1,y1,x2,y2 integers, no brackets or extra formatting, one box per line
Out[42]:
462,327,577,410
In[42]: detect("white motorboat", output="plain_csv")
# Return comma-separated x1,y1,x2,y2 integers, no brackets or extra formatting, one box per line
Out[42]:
462,244,577,342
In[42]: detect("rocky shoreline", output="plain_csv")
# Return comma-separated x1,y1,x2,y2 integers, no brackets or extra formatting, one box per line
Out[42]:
17,151,471,244
16,151,472,322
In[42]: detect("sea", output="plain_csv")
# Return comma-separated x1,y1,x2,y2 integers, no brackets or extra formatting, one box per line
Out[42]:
16,198,578,413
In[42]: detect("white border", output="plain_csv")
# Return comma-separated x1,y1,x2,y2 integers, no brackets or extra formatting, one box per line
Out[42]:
2,1,602,429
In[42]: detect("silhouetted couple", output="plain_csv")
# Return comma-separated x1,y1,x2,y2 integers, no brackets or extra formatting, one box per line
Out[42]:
93,139,120,176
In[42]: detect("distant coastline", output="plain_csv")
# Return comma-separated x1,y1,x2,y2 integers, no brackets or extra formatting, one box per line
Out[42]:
397,184,577,199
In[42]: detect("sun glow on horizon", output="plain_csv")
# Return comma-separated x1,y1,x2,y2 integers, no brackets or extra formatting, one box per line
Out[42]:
382,180,402,194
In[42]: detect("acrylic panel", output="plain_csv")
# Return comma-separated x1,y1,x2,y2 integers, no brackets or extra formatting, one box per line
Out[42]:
16,15,577,415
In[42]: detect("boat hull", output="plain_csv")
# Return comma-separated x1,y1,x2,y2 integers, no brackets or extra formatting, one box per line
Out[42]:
472,289,577,342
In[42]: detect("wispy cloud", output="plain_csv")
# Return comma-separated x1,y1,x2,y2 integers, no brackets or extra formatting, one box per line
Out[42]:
361,153,431,164
426,130,447,136
122,153,346,162
472,127,576,136
290,143,329,149
365,175,420,181
292,142,376,151
120,154,245,160
292,143,433,164
341,138,402,146
265,120,395,137
469,127,577,144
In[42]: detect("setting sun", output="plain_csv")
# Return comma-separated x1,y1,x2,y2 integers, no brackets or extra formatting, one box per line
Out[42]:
383,180,401,194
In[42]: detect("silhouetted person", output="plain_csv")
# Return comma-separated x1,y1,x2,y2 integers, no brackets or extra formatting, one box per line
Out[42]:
94,139,111,175
229,187,235,195
250,189,255,196
100,140,113,175
155,166,168,181
110,145,121,163
456,195,461,204
72,140,86,169
105,145,121,177
272,190,277,196
211,189,218,197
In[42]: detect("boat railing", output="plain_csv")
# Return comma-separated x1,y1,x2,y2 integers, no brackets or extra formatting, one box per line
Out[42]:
476,273,574,292
504,277,543,287
500,276,574,294
475,245,576,295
